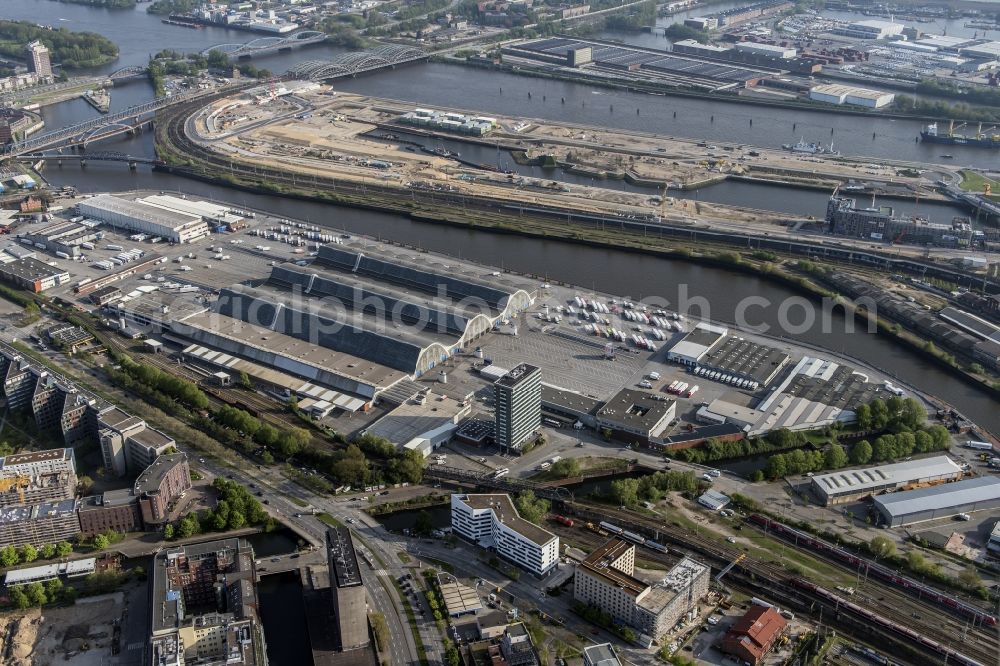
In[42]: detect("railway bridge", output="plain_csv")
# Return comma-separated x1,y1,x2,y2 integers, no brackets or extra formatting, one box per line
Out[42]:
22,151,165,169
422,465,573,501
201,30,327,59
287,45,427,81
1,81,258,157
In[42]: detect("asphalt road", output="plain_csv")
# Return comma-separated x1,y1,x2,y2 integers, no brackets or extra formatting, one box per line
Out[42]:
199,459,445,665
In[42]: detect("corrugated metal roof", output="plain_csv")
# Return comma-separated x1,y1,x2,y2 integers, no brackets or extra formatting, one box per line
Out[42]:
875,476,1000,517
813,456,960,495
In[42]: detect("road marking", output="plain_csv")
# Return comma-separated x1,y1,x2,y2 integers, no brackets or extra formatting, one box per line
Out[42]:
127,642,144,651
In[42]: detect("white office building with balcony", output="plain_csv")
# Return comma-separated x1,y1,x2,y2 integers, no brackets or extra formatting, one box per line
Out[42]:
451,493,559,576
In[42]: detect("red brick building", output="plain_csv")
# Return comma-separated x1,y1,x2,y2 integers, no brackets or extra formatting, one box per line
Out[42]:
720,606,787,665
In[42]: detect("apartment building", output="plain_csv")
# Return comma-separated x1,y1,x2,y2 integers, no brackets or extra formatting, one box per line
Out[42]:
0,499,79,548
0,449,77,508
152,538,267,666
78,489,142,536
574,539,710,639
451,493,559,576
1,355,35,411
135,453,190,526
97,407,176,477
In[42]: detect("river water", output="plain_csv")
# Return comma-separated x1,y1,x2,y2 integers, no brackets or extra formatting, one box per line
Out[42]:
6,0,1000,432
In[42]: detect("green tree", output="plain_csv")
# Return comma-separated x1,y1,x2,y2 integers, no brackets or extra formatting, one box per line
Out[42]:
78,475,95,496
40,543,56,559
227,510,246,530
854,403,872,430
26,582,47,606
514,490,550,524
870,399,889,431
163,523,175,540
869,535,896,558
550,458,581,478
851,440,872,465
414,510,434,535
824,444,848,470
92,534,110,550
914,430,933,453
10,586,30,609
20,544,38,563
44,578,63,600
177,513,200,539
765,453,788,479
239,371,252,389
610,478,641,507
56,541,73,557
0,544,19,567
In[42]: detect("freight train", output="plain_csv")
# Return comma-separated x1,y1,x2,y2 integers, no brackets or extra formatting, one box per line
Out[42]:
750,514,997,627
789,579,986,666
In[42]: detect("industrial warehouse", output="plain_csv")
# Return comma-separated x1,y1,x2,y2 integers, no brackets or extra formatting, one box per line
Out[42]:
810,456,964,506
500,38,779,91
875,476,1000,527
74,194,245,244
110,240,536,410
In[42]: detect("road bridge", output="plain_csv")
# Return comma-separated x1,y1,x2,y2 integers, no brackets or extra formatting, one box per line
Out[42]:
1,81,256,156
287,45,427,81
201,30,326,58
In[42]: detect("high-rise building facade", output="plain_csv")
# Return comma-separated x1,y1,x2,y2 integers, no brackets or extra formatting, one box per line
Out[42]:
494,363,541,452
24,41,52,79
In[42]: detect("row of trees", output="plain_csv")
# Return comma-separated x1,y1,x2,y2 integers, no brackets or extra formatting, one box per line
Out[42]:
761,425,951,479
6,578,76,610
147,0,198,15
215,404,311,460
609,470,700,507
0,21,119,68
854,396,926,433
0,541,74,567
115,356,209,410
672,428,814,465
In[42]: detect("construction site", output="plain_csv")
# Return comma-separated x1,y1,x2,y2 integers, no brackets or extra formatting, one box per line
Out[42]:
171,84,975,246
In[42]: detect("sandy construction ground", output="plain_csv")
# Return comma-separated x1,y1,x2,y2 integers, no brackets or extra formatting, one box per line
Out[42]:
0,593,121,666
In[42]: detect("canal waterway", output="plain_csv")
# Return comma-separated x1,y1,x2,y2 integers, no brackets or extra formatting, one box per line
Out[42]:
257,571,313,665
370,129,973,222
372,504,452,532
6,0,1000,432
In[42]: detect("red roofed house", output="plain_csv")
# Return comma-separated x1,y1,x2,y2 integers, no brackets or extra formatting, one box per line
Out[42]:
720,605,787,665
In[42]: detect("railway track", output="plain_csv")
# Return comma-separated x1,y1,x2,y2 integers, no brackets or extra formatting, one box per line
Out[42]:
560,502,999,666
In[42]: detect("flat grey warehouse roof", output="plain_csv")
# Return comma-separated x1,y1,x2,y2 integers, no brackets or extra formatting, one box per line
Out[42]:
875,476,1000,519
812,456,961,496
